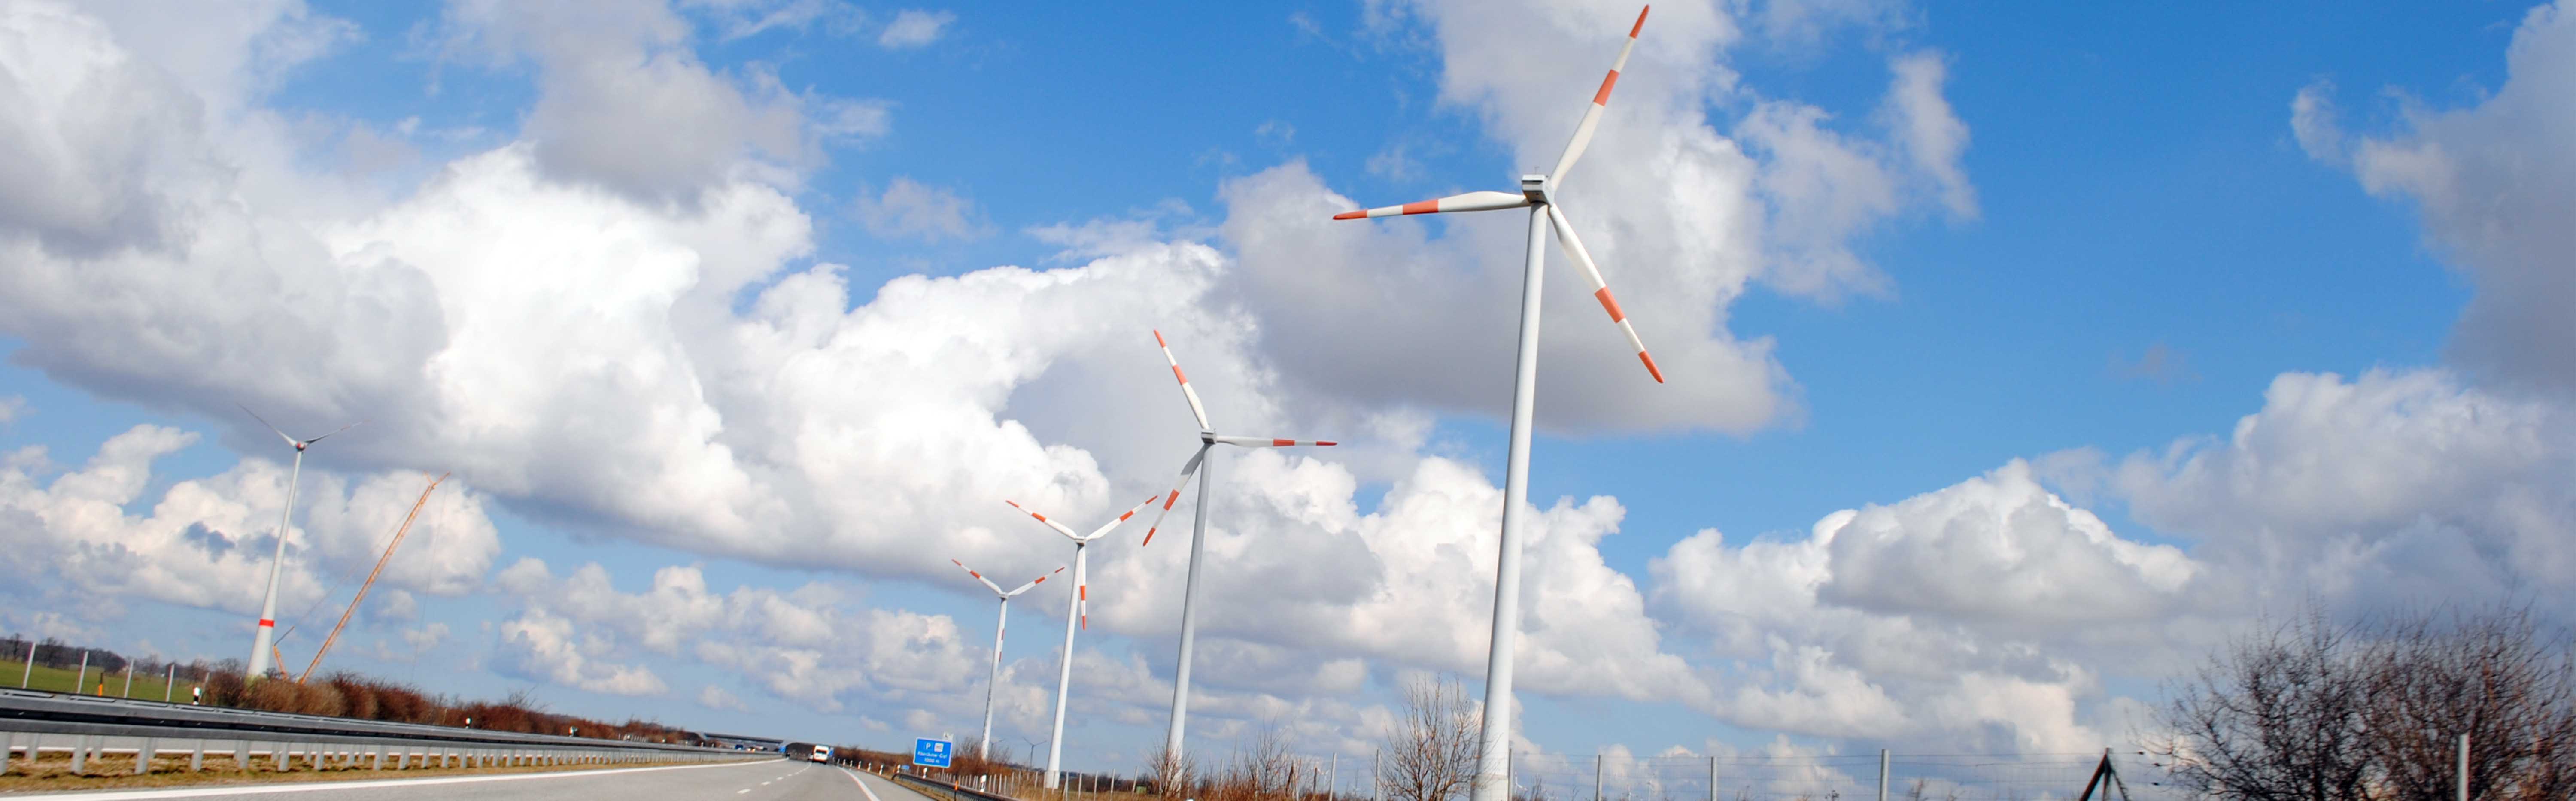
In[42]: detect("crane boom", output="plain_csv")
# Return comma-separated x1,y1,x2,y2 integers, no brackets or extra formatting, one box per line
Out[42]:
298,473,447,685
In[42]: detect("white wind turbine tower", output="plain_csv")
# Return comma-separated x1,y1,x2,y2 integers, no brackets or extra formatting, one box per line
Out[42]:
1332,8,1662,801
951,558,1065,760
1138,329,1335,765
1003,494,1160,789
237,405,361,683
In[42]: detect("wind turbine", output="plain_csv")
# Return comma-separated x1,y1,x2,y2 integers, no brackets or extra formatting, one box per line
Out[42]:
237,405,361,683
1138,329,1335,764
1003,494,1159,789
952,558,1064,761
1331,8,1661,801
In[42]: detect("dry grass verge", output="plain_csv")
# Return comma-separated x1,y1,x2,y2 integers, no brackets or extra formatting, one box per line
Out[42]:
0,750,761,793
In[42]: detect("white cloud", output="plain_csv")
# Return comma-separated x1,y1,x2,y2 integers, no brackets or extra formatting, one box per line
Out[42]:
495,607,670,696
437,0,884,202
876,9,953,49
2297,3,2576,391
0,425,502,617
0,396,23,425
2095,369,2576,611
853,177,991,243
699,684,749,711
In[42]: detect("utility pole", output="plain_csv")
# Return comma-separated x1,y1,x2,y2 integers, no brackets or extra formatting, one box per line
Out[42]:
2457,734,2469,801
1595,755,1604,801
1877,750,1888,801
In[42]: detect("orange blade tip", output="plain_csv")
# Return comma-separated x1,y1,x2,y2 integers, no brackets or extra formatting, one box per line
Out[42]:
1640,351,1666,383
1332,211,1366,221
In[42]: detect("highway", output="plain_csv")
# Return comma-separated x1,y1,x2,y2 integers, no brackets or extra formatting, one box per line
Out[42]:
15,759,939,801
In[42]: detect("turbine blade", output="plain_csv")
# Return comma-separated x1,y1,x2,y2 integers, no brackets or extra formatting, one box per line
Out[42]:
1005,566,1066,597
1142,446,1209,547
1082,495,1164,540
301,419,364,446
1211,435,1340,448
954,558,1008,596
237,404,297,447
1005,500,1082,540
1074,549,1091,631
1332,191,1530,221
1547,205,1663,383
1153,329,1213,431
1549,6,1648,185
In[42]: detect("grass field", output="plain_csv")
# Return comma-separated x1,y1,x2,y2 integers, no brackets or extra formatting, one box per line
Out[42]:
0,659,204,702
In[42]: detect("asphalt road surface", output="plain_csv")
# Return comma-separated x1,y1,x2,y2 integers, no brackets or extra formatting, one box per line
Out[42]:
17,758,936,801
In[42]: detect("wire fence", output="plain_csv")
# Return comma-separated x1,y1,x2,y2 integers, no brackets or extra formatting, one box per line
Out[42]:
1304,751,2163,801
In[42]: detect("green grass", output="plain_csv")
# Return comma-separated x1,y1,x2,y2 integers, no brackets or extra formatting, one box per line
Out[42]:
1,660,203,703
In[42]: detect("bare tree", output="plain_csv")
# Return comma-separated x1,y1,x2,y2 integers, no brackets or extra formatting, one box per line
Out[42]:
2155,602,2576,801
2153,607,2375,801
1382,675,1479,801
2358,604,2576,801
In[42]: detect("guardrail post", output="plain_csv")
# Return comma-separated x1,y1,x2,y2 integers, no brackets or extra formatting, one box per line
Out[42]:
136,736,156,774
0,731,13,776
70,734,89,774
235,740,249,771
374,746,385,771
191,740,205,772
273,742,288,771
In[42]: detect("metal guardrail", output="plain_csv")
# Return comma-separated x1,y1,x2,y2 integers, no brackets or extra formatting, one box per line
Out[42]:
889,767,1025,801
0,686,769,776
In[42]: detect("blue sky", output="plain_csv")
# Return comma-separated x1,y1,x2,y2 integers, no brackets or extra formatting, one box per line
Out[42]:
3,0,2572,792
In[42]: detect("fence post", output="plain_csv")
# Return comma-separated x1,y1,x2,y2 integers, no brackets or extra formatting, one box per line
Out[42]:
123,663,134,697
1877,749,1888,801
74,650,89,693
18,641,31,687
164,664,176,702
2457,733,2469,801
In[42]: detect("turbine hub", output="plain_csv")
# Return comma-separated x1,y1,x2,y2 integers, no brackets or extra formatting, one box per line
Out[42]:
293,442,307,451
1521,175,1551,205
1199,431,1216,443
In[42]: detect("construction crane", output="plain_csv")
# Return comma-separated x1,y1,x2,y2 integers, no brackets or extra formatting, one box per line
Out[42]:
297,473,447,685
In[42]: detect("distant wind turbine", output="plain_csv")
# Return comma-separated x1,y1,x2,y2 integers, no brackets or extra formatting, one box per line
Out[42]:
1004,495,1159,789
237,404,361,683
952,558,1064,760
1138,329,1335,765
1331,8,1663,801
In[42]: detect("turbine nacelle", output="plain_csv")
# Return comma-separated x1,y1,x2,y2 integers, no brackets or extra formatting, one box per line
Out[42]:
1521,175,1552,205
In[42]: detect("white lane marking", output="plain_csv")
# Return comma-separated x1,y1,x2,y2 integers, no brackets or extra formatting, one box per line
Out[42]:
739,790,752,795
840,766,885,801
24,759,774,800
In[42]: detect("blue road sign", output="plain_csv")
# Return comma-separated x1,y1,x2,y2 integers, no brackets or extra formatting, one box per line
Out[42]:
913,737,953,768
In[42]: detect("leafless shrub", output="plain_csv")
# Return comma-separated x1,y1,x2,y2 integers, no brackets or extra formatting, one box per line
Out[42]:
1382,675,1478,801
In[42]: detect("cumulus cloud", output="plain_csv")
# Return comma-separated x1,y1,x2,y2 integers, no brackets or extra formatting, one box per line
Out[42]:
496,607,670,696
0,425,501,618
1649,460,2187,749
437,0,886,202
2294,3,2576,392
2094,369,2576,613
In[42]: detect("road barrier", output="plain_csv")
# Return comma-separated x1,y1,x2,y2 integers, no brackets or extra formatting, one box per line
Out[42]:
0,687,770,777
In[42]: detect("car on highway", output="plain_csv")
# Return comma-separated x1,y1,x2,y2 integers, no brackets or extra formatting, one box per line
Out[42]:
809,745,832,763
